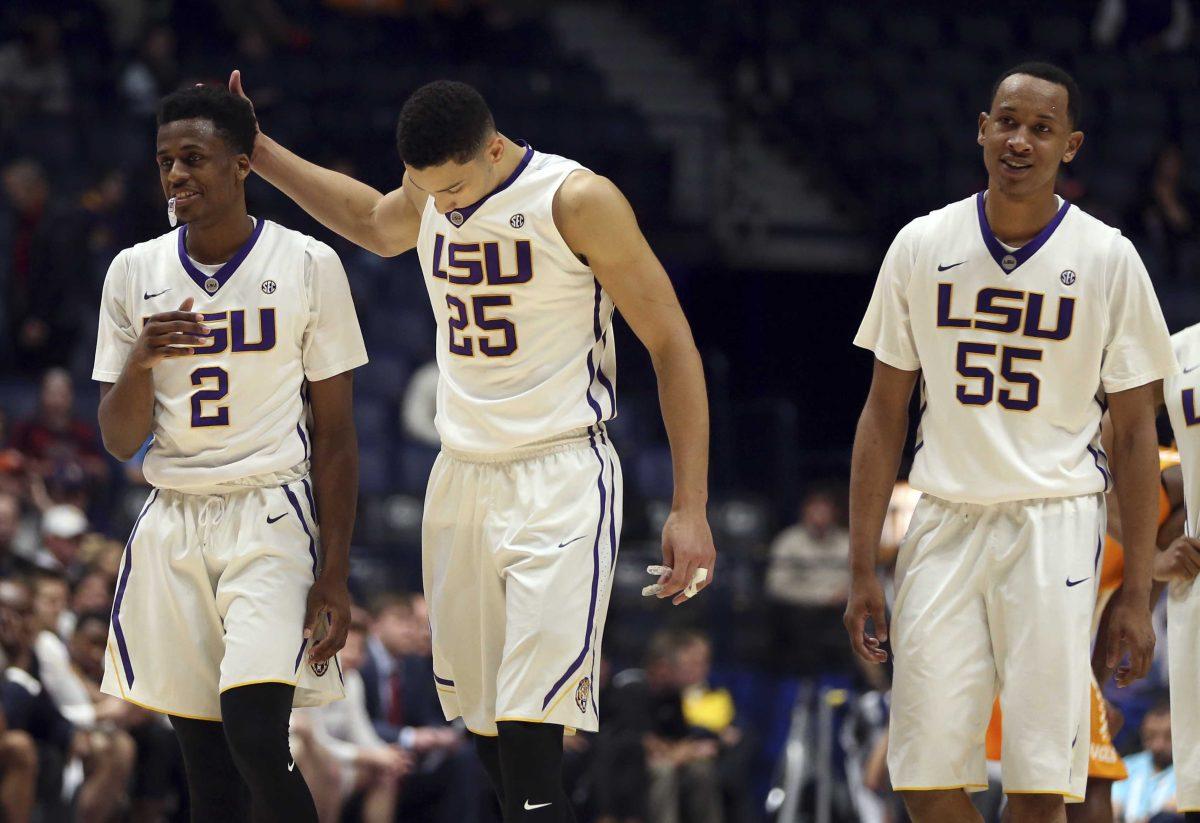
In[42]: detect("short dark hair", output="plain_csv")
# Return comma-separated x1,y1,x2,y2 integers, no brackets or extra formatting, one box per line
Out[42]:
395,80,495,169
157,85,257,156
989,61,1081,128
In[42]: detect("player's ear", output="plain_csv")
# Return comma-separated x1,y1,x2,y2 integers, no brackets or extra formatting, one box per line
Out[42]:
1062,130,1084,164
485,133,504,164
977,112,988,147
235,153,251,182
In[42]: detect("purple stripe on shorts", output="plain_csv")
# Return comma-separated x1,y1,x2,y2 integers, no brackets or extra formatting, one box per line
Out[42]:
294,637,308,673
542,429,607,710
283,484,318,577
300,477,319,526
434,673,455,687
111,489,159,688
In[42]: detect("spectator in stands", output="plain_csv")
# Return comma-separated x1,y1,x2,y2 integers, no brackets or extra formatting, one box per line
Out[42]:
1095,0,1193,53
764,486,852,675
30,570,70,642
595,629,724,823
0,16,72,124
0,159,54,372
292,607,412,822
1132,143,1200,281
11,369,107,505
18,504,89,582
119,25,180,119
673,631,753,823
1114,700,1177,822
360,593,482,822
0,492,29,577
0,409,24,496
401,360,441,448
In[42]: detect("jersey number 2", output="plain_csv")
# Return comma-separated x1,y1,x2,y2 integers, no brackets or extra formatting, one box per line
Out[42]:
446,295,517,357
191,367,230,427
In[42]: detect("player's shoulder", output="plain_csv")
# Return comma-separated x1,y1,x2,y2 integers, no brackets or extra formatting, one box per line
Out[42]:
116,228,180,265
261,220,342,266
894,194,976,248
1169,321,1200,352
1062,200,1125,247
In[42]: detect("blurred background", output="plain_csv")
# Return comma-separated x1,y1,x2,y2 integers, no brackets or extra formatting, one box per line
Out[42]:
0,0,1194,820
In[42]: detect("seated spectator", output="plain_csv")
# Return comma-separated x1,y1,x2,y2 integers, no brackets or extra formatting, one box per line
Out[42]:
0,492,33,577
292,607,412,822
1114,700,1177,822
675,631,753,823
11,369,108,501
1131,144,1200,282
764,486,853,675
596,629,724,823
0,578,135,821
360,593,484,823
20,504,88,582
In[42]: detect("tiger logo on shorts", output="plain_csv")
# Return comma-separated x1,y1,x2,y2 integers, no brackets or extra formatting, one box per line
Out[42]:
575,677,591,713
311,660,328,677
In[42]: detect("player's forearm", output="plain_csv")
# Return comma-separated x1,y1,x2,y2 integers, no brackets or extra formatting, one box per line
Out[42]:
253,134,397,256
310,426,358,579
649,337,709,512
1109,423,1160,599
97,365,155,461
848,401,908,577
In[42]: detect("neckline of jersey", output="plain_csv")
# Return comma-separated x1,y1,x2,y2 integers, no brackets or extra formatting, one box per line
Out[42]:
975,191,1070,275
443,141,534,228
177,217,265,296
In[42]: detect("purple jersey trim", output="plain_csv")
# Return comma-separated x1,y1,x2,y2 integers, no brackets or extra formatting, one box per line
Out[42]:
296,424,310,462
433,674,455,687
293,637,308,673
444,142,534,227
542,426,607,710
301,476,319,526
1094,535,1103,572
284,483,319,577
975,191,1070,275
593,281,616,416
111,489,159,688
1087,444,1112,492
177,217,265,295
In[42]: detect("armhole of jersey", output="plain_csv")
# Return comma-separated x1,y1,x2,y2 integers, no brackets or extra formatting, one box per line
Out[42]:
546,166,594,274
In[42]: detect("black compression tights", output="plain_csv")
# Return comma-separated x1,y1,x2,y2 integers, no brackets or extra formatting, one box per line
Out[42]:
170,683,316,823
473,721,578,822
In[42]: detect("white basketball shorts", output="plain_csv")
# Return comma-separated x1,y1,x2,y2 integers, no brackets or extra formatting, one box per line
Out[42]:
1169,576,1200,811
888,493,1103,800
422,425,622,736
102,474,344,720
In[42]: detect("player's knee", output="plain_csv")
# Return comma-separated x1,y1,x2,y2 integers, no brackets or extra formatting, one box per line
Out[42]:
899,788,971,818
1006,792,1064,820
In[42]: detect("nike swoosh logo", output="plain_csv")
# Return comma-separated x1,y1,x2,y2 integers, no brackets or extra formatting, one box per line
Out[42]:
1065,576,1091,587
1184,363,1200,374
267,513,288,524
143,288,171,299
937,261,966,272
558,535,587,548
287,760,296,772
524,801,552,811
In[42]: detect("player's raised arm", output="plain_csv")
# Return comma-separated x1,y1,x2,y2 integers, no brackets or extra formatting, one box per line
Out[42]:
229,70,421,257
555,172,715,606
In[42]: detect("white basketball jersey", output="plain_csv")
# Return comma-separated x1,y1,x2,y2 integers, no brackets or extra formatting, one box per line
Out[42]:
416,145,616,453
855,193,1176,505
93,219,368,489
1165,324,1200,536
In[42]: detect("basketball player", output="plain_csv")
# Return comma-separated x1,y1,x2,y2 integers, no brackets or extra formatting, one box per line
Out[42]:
94,86,368,821
846,62,1176,823
229,72,716,821
1161,325,1200,821
984,448,1184,823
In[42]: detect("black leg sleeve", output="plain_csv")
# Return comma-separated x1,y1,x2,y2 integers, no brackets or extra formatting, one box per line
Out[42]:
219,682,317,823
496,721,577,823
169,715,252,823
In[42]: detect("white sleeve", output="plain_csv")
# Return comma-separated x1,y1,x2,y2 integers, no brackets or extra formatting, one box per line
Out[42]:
92,250,137,383
852,220,922,371
301,240,369,382
1100,236,1179,393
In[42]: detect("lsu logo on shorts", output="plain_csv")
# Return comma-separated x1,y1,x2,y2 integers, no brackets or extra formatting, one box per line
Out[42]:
575,677,591,713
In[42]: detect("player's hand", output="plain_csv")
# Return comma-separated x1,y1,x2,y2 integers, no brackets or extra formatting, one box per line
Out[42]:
844,572,889,664
1153,535,1200,581
227,70,262,157
130,297,208,370
1105,591,1156,687
304,573,351,664
657,508,716,606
